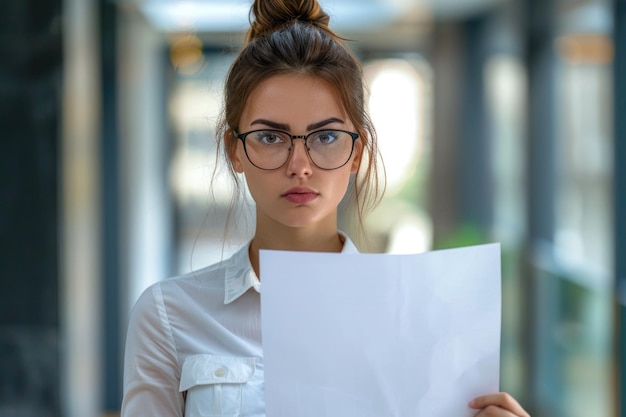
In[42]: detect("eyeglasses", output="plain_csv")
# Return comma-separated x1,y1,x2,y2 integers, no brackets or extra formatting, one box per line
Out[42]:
234,129,359,170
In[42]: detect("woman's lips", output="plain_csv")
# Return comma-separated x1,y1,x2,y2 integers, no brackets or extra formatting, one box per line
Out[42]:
282,188,319,204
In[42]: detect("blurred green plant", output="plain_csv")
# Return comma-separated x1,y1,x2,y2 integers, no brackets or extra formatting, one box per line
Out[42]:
433,222,488,250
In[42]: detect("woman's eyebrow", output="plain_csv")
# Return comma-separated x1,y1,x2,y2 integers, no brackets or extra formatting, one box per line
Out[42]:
250,119,289,130
307,117,345,131
249,117,345,132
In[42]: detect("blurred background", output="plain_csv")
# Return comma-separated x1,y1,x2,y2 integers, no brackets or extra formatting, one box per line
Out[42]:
1,0,624,416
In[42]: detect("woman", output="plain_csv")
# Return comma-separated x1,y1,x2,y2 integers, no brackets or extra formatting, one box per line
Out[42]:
122,0,530,416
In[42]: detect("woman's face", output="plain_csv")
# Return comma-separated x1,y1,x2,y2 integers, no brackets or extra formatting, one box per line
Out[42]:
232,74,361,232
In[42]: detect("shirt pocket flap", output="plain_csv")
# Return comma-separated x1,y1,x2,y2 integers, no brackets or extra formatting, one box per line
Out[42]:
179,354,256,392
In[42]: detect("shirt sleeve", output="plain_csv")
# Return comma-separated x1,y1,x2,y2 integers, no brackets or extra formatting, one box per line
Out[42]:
121,283,185,417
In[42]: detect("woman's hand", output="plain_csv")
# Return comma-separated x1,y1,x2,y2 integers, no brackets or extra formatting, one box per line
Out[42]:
469,392,530,417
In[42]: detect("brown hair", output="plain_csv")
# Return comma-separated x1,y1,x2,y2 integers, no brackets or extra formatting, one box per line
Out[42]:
214,0,385,239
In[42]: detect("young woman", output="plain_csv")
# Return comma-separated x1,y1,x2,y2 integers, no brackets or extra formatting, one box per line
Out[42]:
121,1,530,416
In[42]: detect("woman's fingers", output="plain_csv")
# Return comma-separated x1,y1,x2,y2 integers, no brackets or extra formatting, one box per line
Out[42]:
472,405,517,417
469,392,530,417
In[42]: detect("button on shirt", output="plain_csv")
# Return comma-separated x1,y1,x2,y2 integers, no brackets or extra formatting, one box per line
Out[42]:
122,235,359,417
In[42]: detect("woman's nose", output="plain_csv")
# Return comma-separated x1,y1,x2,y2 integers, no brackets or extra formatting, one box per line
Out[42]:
286,139,313,176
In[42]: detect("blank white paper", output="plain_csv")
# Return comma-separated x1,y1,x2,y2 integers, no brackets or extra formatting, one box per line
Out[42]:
260,243,501,417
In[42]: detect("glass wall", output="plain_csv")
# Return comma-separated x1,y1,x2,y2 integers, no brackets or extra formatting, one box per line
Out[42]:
361,56,433,253
485,52,527,399
486,0,615,415
551,0,614,415
167,44,253,274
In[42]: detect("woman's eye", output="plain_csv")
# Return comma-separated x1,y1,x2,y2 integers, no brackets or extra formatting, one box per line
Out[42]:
257,132,284,144
314,131,339,144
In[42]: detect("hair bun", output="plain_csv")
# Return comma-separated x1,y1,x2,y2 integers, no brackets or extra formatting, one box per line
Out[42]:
247,0,331,42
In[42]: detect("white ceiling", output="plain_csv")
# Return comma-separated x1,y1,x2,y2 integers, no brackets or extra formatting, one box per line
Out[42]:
128,0,512,50
136,0,508,33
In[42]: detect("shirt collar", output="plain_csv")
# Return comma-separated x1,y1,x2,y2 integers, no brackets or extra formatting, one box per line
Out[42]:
223,232,359,304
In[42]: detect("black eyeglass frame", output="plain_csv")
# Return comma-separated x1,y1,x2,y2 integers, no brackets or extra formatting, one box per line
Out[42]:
233,128,360,171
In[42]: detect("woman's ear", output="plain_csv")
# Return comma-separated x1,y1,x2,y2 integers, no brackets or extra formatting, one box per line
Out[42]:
227,131,245,173
350,138,363,174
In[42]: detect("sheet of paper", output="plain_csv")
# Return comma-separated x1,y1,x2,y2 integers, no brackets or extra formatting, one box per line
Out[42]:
260,243,501,417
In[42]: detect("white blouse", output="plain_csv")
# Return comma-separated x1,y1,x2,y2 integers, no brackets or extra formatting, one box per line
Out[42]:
121,236,359,417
